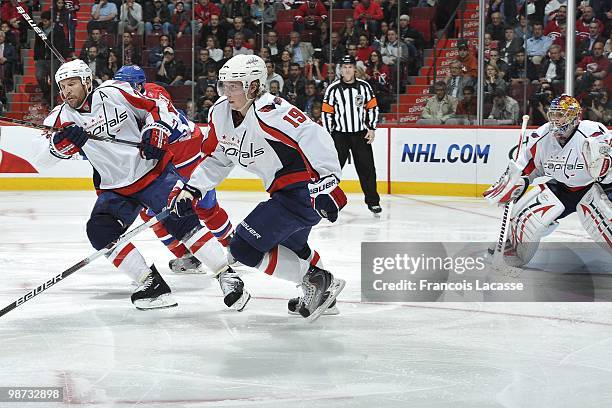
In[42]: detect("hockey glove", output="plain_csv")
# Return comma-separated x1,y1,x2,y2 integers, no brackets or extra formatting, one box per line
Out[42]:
483,161,528,205
308,175,347,223
582,137,612,180
168,180,202,217
140,122,171,160
50,123,88,159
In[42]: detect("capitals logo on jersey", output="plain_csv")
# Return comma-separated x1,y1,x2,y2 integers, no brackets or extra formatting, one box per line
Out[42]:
219,132,265,165
543,150,585,175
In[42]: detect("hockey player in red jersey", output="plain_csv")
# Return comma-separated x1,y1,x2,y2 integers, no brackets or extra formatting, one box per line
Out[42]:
168,55,346,321
114,65,233,274
33,59,250,311
484,95,611,266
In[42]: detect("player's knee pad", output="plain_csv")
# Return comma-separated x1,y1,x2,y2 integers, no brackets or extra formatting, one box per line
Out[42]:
508,184,565,266
229,234,264,267
576,183,612,251
87,214,128,250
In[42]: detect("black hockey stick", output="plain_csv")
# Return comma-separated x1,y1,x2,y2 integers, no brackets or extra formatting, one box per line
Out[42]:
0,209,171,318
13,0,66,63
0,116,142,147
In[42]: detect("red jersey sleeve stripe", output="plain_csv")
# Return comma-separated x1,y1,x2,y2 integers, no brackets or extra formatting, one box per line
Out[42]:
118,88,161,121
202,121,219,156
256,117,320,180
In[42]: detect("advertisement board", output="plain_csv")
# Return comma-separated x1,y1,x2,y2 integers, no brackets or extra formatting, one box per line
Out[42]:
388,127,517,195
0,125,520,196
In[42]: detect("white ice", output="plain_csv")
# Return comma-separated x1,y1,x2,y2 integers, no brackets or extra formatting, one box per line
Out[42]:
1,191,612,408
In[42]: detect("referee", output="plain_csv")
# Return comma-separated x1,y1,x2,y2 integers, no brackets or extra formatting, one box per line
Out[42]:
322,55,381,215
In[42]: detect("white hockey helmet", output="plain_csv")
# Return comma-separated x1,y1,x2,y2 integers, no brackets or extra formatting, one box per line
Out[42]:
217,54,267,97
55,59,94,89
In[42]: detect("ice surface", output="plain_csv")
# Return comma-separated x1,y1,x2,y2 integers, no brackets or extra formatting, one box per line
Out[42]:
1,191,612,408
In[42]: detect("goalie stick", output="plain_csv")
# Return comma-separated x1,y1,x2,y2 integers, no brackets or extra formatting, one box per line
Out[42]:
492,114,530,270
0,209,170,318
0,116,142,147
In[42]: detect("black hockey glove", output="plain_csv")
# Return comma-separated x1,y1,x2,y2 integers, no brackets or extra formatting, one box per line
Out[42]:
168,181,202,217
140,122,171,160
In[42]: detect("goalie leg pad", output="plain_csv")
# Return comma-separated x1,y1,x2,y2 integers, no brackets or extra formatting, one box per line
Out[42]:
576,183,612,251
507,184,565,266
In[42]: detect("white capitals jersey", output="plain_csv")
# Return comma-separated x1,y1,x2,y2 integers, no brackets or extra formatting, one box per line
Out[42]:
189,93,341,194
517,120,612,188
36,80,176,192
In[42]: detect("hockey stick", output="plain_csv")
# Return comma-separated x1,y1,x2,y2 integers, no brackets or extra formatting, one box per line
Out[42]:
13,0,66,63
0,116,142,147
0,209,170,318
491,115,530,271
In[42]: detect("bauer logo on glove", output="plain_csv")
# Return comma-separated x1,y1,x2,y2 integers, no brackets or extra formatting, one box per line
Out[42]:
140,121,172,160
308,175,347,223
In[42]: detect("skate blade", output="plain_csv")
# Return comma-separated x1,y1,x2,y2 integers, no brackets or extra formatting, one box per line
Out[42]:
232,290,251,312
371,212,381,218
289,304,339,316
172,268,207,275
307,278,345,323
134,294,178,310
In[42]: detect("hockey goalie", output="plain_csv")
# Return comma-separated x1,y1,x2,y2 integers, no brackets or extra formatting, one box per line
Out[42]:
484,94,612,267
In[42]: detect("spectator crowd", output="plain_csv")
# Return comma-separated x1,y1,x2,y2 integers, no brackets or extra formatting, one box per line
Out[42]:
0,0,610,125
419,1,611,126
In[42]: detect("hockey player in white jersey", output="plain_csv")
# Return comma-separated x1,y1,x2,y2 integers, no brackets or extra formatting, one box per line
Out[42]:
484,94,611,266
168,54,347,320
113,65,234,275
34,59,250,311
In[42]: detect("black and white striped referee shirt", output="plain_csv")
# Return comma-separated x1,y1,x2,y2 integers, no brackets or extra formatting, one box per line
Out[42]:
322,78,379,134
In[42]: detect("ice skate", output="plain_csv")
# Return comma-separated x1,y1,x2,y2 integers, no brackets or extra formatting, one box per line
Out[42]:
217,267,251,311
169,251,204,274
368,204,382,218
297,265,345,322
288,296,339,316
131,265,178,310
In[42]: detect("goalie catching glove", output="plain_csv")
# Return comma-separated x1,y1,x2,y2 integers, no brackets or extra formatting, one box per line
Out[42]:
50,123,88,159
308,175,347,223
483,160,529,205
140,122,172,160
582,137,612,181
168,180,202,217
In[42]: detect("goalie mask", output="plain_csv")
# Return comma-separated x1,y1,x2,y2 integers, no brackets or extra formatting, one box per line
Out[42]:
547,95,581,143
